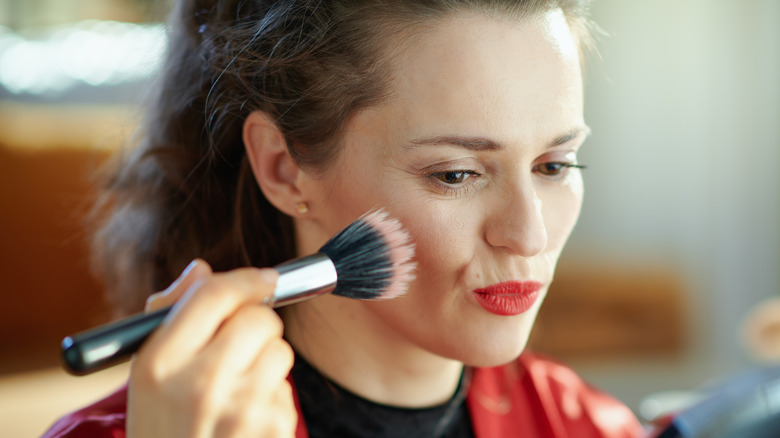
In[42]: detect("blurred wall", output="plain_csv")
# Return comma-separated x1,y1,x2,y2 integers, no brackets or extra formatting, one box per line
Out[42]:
567,0,780,412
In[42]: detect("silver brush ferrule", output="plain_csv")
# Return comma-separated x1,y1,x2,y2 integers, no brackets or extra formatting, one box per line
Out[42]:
268,253,337,307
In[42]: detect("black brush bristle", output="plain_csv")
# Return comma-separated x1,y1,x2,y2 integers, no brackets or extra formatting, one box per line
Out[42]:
318,209,416,300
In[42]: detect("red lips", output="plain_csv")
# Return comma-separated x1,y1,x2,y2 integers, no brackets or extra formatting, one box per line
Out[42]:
472,281,543,316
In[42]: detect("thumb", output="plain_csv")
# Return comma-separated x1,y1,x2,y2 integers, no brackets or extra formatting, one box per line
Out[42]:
145,259,213,312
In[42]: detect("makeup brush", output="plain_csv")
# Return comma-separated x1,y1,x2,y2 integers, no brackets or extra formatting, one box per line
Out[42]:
62,209,416,376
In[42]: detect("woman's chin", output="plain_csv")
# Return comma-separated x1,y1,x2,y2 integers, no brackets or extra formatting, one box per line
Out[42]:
464,345,530,368
437,331,532,368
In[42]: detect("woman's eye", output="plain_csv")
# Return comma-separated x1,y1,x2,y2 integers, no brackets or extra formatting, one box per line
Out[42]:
434,170,472,184
425,168,482,196
535,162,586,177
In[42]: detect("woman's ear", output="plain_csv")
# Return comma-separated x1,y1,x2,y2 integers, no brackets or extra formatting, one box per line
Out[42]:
243,111,304,216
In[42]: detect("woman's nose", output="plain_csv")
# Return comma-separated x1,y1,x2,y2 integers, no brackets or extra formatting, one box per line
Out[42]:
484,185,548,257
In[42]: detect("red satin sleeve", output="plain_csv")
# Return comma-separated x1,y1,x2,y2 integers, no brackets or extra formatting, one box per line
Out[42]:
39,380,307,438
467,353,644,438
40,384,127,438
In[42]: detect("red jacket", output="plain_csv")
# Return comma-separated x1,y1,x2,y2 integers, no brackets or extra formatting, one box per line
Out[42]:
42,353,643,437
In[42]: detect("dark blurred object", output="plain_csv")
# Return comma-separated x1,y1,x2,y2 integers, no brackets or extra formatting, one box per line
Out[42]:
652,364,780,438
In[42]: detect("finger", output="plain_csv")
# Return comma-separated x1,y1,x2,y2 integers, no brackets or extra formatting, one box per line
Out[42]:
271,380,298,437
214,345,296,437
144,267,279,363
145,259,213,311
209,340,295,438
271,379,297,420
245,338,295,395
247,383,299,438
243,352,297,437
198,304,284,380
215,379,297,438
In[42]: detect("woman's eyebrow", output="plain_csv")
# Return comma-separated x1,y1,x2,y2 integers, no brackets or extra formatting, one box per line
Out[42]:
407,125,591,152
551,125,591,147
407,136,503,151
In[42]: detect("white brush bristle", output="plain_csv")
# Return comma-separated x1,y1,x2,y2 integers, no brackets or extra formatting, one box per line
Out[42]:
359,210,416,299
318,208,416,300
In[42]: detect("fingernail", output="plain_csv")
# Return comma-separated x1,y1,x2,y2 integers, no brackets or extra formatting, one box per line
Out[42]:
258,267,279,284
158,259,200,298
180,259,201,279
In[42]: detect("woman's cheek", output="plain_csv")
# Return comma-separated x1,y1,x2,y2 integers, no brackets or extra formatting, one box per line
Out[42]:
563,172,584,234
543,174,584,252
398,207,474,283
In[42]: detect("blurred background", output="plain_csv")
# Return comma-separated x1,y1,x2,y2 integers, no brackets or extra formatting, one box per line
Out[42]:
570,0,779,417
0,0,778,436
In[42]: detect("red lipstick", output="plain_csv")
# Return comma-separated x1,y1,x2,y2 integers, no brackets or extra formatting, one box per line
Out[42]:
472,281,543,316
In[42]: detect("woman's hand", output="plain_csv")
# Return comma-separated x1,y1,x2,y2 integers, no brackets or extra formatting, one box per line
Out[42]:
126,259,297,438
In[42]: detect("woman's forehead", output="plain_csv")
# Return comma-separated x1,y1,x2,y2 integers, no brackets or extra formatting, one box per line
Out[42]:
366,11,584,142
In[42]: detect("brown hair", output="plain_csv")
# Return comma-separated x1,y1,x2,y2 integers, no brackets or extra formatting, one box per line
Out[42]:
92,0,595,315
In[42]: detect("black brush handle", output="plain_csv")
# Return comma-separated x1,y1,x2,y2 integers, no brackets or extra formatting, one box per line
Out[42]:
61,254,337,376
61,306,171,375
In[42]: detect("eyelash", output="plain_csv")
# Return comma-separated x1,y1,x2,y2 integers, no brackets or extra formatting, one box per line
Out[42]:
533,162,587,179
427,162,586,196
428,170,481,196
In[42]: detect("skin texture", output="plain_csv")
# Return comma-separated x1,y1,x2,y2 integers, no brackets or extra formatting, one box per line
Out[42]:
274,10,586,407
128,8,586,437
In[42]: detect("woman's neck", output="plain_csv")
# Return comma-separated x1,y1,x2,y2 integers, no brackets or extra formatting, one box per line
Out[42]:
280,295,464,408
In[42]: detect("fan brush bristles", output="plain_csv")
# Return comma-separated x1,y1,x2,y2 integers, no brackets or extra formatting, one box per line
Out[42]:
319,209,416,300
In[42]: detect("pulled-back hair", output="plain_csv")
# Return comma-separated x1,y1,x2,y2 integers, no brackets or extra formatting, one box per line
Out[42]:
92,0,595,314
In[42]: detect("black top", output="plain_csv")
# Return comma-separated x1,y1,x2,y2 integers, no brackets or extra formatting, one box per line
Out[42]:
291,351,476,438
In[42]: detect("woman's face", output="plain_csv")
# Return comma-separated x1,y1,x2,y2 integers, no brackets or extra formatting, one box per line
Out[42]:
295,10,586,367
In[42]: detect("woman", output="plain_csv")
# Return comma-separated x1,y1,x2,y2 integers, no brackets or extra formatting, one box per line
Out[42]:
44,0,644,436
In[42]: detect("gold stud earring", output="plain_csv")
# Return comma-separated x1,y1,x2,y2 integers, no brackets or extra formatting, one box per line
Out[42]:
296,202,309,215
